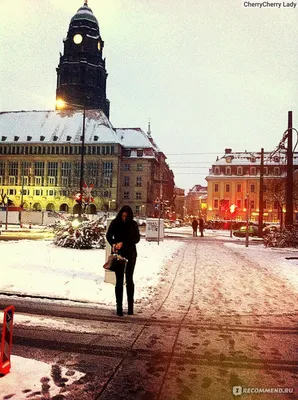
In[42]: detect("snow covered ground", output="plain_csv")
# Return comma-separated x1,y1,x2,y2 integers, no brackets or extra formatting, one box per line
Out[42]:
0,227,298,398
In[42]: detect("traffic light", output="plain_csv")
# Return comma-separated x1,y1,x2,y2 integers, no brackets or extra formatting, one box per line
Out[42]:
74,193,82,203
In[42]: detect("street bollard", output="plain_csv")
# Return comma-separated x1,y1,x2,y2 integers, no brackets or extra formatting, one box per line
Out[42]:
0,305,15,375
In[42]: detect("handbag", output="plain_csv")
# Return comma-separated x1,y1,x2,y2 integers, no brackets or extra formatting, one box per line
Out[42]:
103,253,128,272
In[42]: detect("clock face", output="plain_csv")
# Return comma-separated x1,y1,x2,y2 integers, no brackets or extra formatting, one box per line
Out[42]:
73,34,83,44
97,41,101,51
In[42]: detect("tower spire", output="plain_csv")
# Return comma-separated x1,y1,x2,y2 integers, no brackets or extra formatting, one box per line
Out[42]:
147,118,151,136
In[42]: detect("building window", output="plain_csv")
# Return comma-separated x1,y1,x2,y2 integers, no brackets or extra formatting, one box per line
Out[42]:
250,200,255,209
123,191,130,199
225,167,231,175
274,167,280,176
273,200,279,210
103,162,113,187
124,149,131,157
35,177,42,186
135,205,141,215
61,162,71,177
124,164,130,171
48,177,56,186
250,184,255,192
0,161,4,177
9,176,15,185
9,161,18,177
124,176,130,186
34,162,45,179
236,199,241,208
214,183,219,192
136,177,142,187
225,184,230,193
86,162,100,180
137,150,143,157
61,177,68,186
237,167,243,175
136,192,142,199
48,162,58,177
250,167,256,175
237,184,241,193
136,164,143,171
213,199,219,208
264,167,268,175
214,167,220,175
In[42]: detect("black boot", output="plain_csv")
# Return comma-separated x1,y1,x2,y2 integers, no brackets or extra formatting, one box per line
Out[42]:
127,284,134,315
115,286,123,316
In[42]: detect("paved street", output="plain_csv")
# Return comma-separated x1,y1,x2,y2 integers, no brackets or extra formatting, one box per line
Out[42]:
1,237,297,400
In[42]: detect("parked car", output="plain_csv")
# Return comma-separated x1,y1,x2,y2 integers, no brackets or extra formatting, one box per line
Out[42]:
233,225,259,237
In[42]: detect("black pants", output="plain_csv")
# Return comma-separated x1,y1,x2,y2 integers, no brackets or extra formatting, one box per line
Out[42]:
115,253,137,308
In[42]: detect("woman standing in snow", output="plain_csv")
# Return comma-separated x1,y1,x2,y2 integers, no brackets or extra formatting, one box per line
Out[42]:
106,205,140,316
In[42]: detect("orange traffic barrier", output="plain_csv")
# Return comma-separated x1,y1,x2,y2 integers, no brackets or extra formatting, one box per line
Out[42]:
0,305,14,375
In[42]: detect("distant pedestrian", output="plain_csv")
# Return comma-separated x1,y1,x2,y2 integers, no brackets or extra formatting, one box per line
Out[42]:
192,218,198,237
106,205,140,316
199,217,204,237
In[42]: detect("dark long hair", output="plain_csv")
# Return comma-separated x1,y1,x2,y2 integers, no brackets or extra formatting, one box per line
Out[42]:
115,205,134,222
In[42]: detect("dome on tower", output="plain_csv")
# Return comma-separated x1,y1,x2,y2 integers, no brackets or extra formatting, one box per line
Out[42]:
70,2,98,25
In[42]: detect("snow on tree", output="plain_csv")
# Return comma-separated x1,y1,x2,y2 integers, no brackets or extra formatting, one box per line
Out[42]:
50,216,106,249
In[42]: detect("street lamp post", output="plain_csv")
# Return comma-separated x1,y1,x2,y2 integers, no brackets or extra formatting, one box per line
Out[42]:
79,108,86,218
19,158,25,227
56,99,86,218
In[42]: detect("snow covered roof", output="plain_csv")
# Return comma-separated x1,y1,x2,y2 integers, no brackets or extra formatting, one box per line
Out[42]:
213,150,298,166
0,111,162,154
115,128,160,151
0,110,118,144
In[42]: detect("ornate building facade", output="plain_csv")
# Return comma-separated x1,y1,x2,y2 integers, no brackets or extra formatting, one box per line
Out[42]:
206,148,298,224
0,2,175,218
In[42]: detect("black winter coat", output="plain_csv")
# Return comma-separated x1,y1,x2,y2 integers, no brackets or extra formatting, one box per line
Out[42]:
106,219,140,259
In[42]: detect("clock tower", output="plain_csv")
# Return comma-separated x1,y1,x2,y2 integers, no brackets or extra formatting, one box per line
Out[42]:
56,1,110,117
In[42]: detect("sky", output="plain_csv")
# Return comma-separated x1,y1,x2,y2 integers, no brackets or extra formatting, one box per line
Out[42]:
0,0,297,191
0,228,298,397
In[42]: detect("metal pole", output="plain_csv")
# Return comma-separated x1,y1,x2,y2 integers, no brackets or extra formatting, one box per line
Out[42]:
285,111,293,229
5,200,8,230
245,194,249,247
258,148,264,237
157,157,163,245
20,160,24,227
79,108,86,218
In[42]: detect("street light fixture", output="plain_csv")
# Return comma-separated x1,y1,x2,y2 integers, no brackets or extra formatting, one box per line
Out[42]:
56,98,86,218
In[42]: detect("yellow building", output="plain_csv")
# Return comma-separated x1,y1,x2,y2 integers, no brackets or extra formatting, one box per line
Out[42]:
0,110,173,217
206,148,298,224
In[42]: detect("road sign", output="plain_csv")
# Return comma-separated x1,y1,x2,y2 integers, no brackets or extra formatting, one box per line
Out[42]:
0,305,14,375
